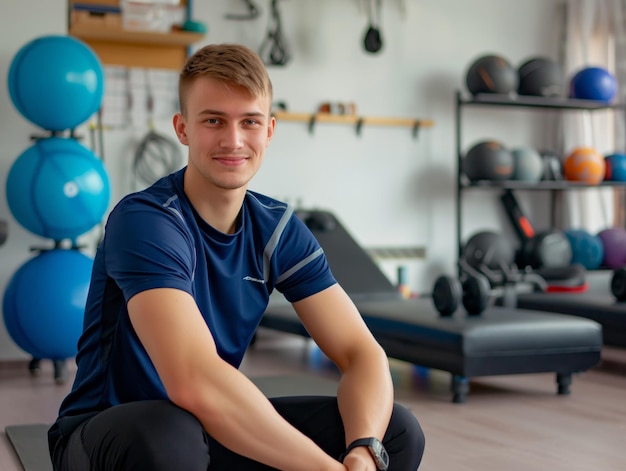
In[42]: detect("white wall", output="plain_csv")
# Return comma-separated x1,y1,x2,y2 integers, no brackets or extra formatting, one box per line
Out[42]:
0,0,562,359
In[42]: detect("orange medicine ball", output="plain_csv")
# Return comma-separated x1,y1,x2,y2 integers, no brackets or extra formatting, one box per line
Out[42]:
563,147,606,184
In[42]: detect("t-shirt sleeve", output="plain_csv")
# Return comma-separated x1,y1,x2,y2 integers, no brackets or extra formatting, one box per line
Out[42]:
273,215,337,302
103,196,195,302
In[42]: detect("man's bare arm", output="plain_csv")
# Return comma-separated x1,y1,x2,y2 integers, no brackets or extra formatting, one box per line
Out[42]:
293,284,394,467
128,287,346,471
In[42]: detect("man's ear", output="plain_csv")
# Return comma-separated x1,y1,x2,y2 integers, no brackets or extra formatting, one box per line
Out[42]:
173,113,189,145
267,116,276,144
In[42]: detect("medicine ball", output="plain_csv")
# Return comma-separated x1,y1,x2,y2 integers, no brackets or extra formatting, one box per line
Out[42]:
518,57,564,97
597,227,626,269
605,153,626,182
563,147,605,184
521,229,573,269
465,54,518,96
511,147,544,182
564,229,604,270
464,141,514,182
570,67,618,103
464,231,515,271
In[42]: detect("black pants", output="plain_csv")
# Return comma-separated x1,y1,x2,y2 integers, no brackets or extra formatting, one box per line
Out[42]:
50,397,425,470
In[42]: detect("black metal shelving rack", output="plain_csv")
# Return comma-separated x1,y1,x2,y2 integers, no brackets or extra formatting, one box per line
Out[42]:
454,90,626,271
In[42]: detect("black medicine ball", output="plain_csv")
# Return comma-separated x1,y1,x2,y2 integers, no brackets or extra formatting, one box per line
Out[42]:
465,54,518,95
464,231,515,271
464,140,514,182
517,57,564,97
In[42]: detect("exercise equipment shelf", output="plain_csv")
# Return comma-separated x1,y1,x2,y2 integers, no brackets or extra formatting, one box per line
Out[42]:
455,89,626,266
458,92,626,110
462,180,626,190
272,110,434,138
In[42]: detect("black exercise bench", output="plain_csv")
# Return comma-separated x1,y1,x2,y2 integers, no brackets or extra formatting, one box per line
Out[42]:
259,209,603,403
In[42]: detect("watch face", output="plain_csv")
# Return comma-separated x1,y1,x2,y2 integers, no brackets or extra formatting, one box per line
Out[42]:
369,439,389,470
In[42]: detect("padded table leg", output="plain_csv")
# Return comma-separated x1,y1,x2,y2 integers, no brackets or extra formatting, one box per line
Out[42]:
556,372,572,395
451,375,469,403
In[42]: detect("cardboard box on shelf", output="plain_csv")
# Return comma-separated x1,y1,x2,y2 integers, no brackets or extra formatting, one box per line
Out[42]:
122,1,185,32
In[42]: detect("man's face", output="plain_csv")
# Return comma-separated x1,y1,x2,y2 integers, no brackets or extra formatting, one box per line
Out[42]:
174,76,275,192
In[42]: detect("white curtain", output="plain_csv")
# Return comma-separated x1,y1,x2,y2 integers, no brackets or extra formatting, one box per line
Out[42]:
557,0,626,232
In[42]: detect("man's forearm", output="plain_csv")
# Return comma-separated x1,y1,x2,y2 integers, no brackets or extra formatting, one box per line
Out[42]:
336,344,394,447
180,361,346,471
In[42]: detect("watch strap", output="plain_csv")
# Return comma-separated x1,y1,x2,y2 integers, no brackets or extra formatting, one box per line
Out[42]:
340,438,374,461
340,437,390,471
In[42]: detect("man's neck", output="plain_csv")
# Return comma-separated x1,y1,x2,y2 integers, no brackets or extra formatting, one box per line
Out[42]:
184,171,246,234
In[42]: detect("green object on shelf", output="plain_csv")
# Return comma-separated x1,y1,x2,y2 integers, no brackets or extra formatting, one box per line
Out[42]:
182,19,207,33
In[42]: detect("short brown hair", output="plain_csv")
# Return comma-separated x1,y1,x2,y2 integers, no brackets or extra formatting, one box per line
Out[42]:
178,43,273,115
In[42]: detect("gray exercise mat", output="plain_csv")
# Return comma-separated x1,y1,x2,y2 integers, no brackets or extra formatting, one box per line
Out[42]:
5,423,52,471
5,374,338,470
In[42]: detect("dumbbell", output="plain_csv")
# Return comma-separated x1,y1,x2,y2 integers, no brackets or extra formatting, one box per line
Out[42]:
432,273,491,316
611,267,626,301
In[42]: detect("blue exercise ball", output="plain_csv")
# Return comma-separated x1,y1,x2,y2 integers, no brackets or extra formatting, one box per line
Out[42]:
7,35,104,131
5,137,110,241
2,249,93,360
564,229,604,270
605,153,626,181
569,67,618,103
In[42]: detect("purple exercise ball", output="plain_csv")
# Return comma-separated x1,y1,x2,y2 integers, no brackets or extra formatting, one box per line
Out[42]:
597,227,626,269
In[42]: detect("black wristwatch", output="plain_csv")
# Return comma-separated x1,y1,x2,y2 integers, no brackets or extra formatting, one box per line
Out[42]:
340,437,389,470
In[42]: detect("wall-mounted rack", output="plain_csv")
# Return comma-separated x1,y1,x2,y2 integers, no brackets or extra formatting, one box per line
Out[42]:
272,111,434,139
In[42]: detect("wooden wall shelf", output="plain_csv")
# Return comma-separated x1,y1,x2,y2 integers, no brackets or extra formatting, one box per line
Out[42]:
69,23,204,70
68,0,204,70
70,23,203,47
272,111,434,138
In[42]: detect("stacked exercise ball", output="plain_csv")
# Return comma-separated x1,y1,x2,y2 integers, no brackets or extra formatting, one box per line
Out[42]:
464,141,547,183
563,147,606,184
597,227,626,269
605,153,626,181
8,35,104,132
465,54,564,97
3,250,93,360
517,57,564,97
3,35,108,366
463,141,513,182
6,137,110,241
465,53,619,104
564,229,604,270
569,67,618,103
511,147,544,182
465,54,518,95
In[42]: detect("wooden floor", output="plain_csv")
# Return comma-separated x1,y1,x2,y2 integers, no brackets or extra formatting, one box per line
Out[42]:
1,328,625,471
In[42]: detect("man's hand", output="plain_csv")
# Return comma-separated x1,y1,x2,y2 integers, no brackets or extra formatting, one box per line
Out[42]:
342,447,377,471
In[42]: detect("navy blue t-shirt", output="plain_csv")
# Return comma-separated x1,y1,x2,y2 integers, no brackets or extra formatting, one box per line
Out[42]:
56,168,336,419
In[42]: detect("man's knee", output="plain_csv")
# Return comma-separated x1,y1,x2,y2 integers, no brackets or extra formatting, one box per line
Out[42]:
385,403,425,470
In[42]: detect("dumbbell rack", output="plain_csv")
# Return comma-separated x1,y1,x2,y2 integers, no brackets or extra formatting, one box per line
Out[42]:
454,90,626,276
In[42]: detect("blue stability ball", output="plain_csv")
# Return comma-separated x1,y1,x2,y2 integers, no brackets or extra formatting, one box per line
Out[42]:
569,67,618,103
6,137,110,241
7,35,104,131
564,229,604,270
2,249,93,360
605,153,626,181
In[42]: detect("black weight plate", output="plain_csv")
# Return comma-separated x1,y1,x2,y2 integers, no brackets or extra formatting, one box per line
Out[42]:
462,275,491,315
432,275,461,316
611,268,626,301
